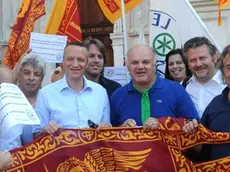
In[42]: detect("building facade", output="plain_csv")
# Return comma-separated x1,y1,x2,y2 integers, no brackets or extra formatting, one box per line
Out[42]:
0,0,230,84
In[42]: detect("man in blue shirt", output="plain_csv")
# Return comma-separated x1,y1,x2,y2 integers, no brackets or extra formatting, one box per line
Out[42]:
110,44,199,131
33,42,111,136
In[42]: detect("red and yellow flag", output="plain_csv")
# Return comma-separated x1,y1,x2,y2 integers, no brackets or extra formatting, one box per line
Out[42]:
44,0,82,43
214,0,230,25
2,0,46,69
7,117,230,171
97,0,143,23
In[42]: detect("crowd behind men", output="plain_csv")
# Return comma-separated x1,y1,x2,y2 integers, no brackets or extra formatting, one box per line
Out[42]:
0,36,230,171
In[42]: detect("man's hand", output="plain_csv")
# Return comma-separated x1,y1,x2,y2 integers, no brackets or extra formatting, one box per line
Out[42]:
143,117,159,132
96,122,112,130
182,119,199,133
121,119,137,127
44,121,61,135
0,151,12,171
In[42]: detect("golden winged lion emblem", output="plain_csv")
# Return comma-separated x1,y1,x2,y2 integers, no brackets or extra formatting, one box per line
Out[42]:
56,147,152,172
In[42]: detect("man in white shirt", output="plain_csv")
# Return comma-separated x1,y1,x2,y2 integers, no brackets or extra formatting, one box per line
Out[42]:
183,37,225,118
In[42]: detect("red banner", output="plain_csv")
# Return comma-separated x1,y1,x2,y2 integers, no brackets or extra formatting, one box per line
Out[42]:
97,0,143,23
7,118,230,172
57,0,82,43
3,0,46,69
45,0,82,43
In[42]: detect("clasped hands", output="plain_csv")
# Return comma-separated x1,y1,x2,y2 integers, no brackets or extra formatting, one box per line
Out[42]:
122,118,199,133
122,117,159,132
43,121,111,135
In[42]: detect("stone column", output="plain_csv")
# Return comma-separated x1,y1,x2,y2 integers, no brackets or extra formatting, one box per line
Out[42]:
110,0,150,67
110,19,125,66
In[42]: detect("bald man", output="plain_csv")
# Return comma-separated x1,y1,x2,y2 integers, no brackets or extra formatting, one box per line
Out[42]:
110,44,199,131
0,65,14,83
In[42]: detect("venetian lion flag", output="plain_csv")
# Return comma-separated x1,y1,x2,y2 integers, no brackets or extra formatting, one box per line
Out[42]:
214,0,230,25
149,0,221,77
7,117,230,171
3,0,46,69
44,0,82,43
97,0,143,23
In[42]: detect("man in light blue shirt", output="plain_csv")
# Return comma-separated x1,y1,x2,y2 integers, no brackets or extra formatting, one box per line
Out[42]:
33,42,110,136
0,54,46,150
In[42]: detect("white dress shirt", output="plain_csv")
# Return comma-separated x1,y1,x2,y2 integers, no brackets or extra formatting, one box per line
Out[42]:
186,70,226,118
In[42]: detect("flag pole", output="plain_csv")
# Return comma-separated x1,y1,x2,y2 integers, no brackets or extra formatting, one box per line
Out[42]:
185,0,222,52
121,0,129,83
121,0,128,61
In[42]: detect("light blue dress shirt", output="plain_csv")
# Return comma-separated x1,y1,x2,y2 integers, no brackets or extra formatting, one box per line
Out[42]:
33,76,110,133
0,125,22,151
0,124,32,151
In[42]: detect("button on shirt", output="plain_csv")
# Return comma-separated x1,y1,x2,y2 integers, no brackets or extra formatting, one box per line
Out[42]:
186,70,225,118
201,87,230,160
111,76,199,126
33,76,110,133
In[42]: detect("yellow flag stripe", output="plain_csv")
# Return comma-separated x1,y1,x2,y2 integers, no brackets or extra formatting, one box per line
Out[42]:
97,0,143,23
44,0,67,34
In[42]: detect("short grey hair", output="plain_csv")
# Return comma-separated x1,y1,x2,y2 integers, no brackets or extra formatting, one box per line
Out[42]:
18,54,46,78
183,37,217,62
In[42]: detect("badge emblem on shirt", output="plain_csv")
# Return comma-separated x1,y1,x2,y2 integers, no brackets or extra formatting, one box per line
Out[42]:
25,109,36,120
156,100,162,103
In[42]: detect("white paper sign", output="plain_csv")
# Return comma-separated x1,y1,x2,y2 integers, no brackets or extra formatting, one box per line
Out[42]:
30,32,67,63
104,67,131,86
0,83,40,136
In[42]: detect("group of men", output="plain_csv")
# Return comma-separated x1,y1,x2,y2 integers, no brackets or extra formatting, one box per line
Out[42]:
0,36,230,171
